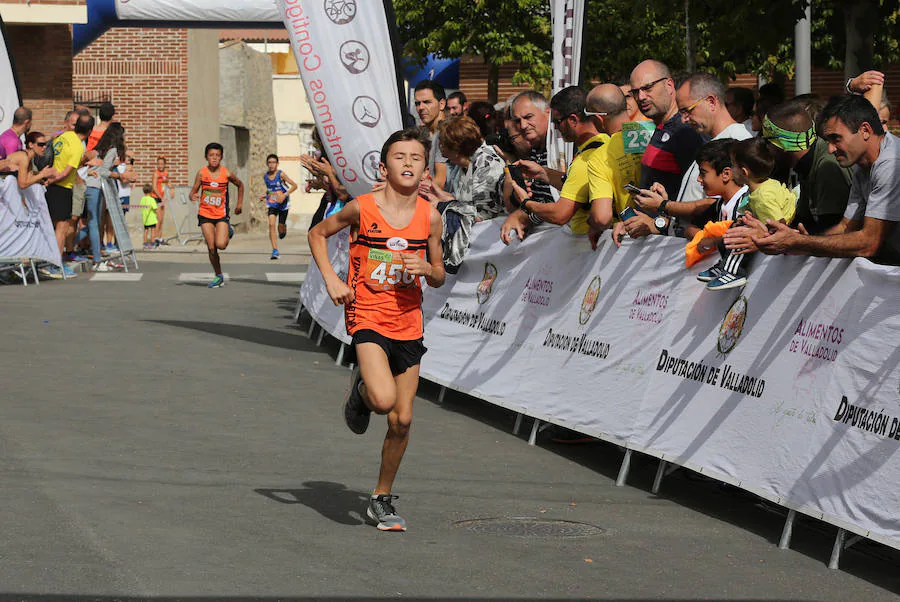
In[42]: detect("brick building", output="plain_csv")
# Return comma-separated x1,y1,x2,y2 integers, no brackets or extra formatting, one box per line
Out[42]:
3,0,85,136
71,27,221,190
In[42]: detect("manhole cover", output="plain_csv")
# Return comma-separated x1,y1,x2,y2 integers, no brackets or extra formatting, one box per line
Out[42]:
452,517,606,538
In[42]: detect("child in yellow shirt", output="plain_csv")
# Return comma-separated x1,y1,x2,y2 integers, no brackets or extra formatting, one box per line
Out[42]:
140,184,159,249
705,137,796,291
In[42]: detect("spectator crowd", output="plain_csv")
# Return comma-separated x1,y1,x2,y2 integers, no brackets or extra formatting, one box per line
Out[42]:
0,101,172,279
1,61,898,283
396,65,899,282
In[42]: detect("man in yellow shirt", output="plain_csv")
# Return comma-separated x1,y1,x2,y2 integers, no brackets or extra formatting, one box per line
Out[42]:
500,86,608,242
586,84,644,249
45,114,92,256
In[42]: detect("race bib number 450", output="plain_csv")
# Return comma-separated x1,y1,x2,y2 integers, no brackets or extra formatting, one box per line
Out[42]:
365,248,417,291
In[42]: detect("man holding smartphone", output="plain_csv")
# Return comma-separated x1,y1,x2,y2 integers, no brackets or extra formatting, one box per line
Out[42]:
501,86,608,243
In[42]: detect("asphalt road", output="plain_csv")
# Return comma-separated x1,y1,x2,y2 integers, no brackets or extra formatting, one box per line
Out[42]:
1,251,898,601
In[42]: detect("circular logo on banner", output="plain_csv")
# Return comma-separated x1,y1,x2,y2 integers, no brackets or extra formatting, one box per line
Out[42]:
352,96,381,128
323,0,357,25
361,151,381,182
477,263,499,305
718,295,748,354
387,237,409,251
579,276,602,325
339,41,370,74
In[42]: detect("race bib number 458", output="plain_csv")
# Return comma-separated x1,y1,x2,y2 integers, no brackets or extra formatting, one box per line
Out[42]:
365,248,417,291
202,188,224,207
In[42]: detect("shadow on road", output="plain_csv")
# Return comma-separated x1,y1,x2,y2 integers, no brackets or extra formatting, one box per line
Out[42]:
255,481,368,526
146,320,318,352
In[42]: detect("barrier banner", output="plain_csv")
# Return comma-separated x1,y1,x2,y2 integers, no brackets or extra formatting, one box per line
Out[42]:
0,178,62,266
299,227,352,345
276,0,404,198
299,219,900,548
0,14,20,132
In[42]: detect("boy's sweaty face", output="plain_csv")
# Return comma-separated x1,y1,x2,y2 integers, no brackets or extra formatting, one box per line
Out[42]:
380,139,427,192
206,149,222,169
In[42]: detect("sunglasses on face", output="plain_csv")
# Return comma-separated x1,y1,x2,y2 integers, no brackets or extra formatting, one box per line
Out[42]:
551,113,571,128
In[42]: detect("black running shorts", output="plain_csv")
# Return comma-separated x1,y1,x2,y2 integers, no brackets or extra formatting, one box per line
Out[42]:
267,206,289,224
46,185,73,222
352,329,427,376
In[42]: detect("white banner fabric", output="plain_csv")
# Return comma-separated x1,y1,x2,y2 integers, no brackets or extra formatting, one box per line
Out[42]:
547,0,585,172
300,219,900,549
276,0,404,199
0,16,19,132
116,0,280,21
0,177,62,267
299,226,352,345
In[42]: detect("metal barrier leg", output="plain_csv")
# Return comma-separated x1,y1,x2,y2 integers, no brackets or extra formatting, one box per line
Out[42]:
778,509,796,550
307,320,316,339
651,459,668,494
294,301,304,323
528,419,541,446
512,413,523,435
18,262,27,287
316,327,325,347
616,449,633,487
336,343,345,366
828,528,846,569
30,259,39,286
437,386,447,403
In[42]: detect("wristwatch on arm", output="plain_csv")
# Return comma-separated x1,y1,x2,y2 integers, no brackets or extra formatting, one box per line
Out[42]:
654,215,669,235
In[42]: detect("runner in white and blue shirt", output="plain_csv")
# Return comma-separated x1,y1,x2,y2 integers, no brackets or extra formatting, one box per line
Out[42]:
262,153,298,260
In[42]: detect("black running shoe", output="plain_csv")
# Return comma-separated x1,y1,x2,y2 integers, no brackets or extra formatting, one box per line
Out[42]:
367,494,406,531
343,366,371,434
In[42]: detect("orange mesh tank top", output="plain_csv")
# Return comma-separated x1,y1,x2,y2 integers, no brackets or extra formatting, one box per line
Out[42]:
197,166,230,219
345,193,431,340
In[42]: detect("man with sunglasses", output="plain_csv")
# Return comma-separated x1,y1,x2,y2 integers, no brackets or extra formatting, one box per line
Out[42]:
0,107,32,161
500,86,608,242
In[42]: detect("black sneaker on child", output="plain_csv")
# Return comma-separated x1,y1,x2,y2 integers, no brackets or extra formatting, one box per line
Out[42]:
697,260,726,282
343,366,371,434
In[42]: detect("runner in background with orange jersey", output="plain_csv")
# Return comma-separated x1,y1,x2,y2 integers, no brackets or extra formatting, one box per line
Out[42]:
189,143,244,288
308,127,445,532
152,157,171,247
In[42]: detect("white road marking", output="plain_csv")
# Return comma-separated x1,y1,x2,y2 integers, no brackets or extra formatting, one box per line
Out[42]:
266,272,306,283
90,272,144,282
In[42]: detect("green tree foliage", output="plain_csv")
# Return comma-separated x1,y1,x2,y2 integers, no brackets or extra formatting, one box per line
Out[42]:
394,0,552,102
393,0,900,96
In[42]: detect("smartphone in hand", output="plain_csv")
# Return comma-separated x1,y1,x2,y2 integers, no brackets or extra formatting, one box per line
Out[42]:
624,183,642,195
620,206,638,221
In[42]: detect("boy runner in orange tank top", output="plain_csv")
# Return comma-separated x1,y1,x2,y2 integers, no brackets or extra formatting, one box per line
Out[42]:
189,143,244,288
308,128,445,531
